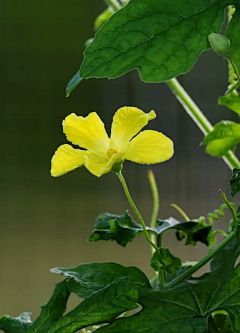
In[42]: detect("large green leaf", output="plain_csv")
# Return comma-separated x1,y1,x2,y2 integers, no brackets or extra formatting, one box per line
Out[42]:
230,168,240,197
0,312,32,333
89,211,212,247
95,263,240,333
0,281,70,333
51,262,151,298
201,121,240,157
47,278,141,333
79,0,236,84
210,234,240,271
26,280,70,333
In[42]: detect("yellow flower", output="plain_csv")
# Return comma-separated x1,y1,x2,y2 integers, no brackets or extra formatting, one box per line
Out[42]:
51,106,174,177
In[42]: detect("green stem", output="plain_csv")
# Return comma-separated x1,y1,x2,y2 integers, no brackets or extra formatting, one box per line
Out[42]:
167,78,240,169
226,59,240,95
230,58,240,82
117,171,159,254
171,203,190,221
104,0,121,11
148,170,160,254
165,230,236,289
219,190,238,227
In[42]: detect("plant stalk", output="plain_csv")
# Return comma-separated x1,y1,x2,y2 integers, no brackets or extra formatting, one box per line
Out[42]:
167,78,240,169
117,171,160,254
148,170,160,254
165,230,236,289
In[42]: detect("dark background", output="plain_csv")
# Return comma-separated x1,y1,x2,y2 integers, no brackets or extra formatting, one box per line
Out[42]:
1,0,239,319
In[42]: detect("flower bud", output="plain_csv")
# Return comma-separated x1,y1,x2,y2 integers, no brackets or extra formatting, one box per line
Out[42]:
208,33,231,59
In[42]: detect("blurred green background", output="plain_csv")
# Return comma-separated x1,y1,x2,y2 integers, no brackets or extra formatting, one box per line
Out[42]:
0,0,239,320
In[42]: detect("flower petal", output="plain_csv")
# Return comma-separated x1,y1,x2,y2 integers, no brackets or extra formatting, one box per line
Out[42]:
110,107,156,152
84,151,123,177
124,130,174,164
51,144,85,177
63,112,110,155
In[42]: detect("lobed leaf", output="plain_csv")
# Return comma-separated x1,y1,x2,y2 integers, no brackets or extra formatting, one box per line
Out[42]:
201,121,240,157
79,0,237,84
47,277,142,333
0,312,32,333
95,262,240,333
88,211,142,246
151,247,182,274
26,280,70,333
51,262,151,298
211,234,240,271
89,211,212,247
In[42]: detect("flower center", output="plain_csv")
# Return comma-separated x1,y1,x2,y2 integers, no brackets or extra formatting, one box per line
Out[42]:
107,148,117,158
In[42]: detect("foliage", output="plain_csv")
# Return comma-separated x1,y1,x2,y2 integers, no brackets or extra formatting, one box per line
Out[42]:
89,211,214,247
3,1,240,333
201,121,240,157
230,168,240,197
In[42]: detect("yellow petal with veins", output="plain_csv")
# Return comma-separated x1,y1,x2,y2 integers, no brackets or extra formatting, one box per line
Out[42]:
51,144,85,177
110,107,156,152
124,130,174,164
63,112,110,156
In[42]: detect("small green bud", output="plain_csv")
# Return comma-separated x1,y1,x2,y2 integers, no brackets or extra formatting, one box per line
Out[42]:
208,33,231,59
111,161,123,173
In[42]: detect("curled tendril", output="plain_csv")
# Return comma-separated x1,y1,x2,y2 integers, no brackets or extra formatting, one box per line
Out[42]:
194,203,235,227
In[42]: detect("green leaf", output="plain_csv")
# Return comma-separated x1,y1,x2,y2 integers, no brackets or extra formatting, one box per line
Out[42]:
89,211,212,247
230,168,240,197
151,247,182,274
88,211,142,246
51,262,151,298
218,95,240,116
176,224,212,246
47,278,142,333
0,313,32,333
95,262,240,333
211,234,240,271
26,280,70,333
79,0,237,83
201,121,240,157
65,72,81,97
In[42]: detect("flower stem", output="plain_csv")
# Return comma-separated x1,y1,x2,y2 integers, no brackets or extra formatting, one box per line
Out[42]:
117,171,159,254
165,230,236,289
148,170,160,253
104,0,121,11
167,78,240,169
